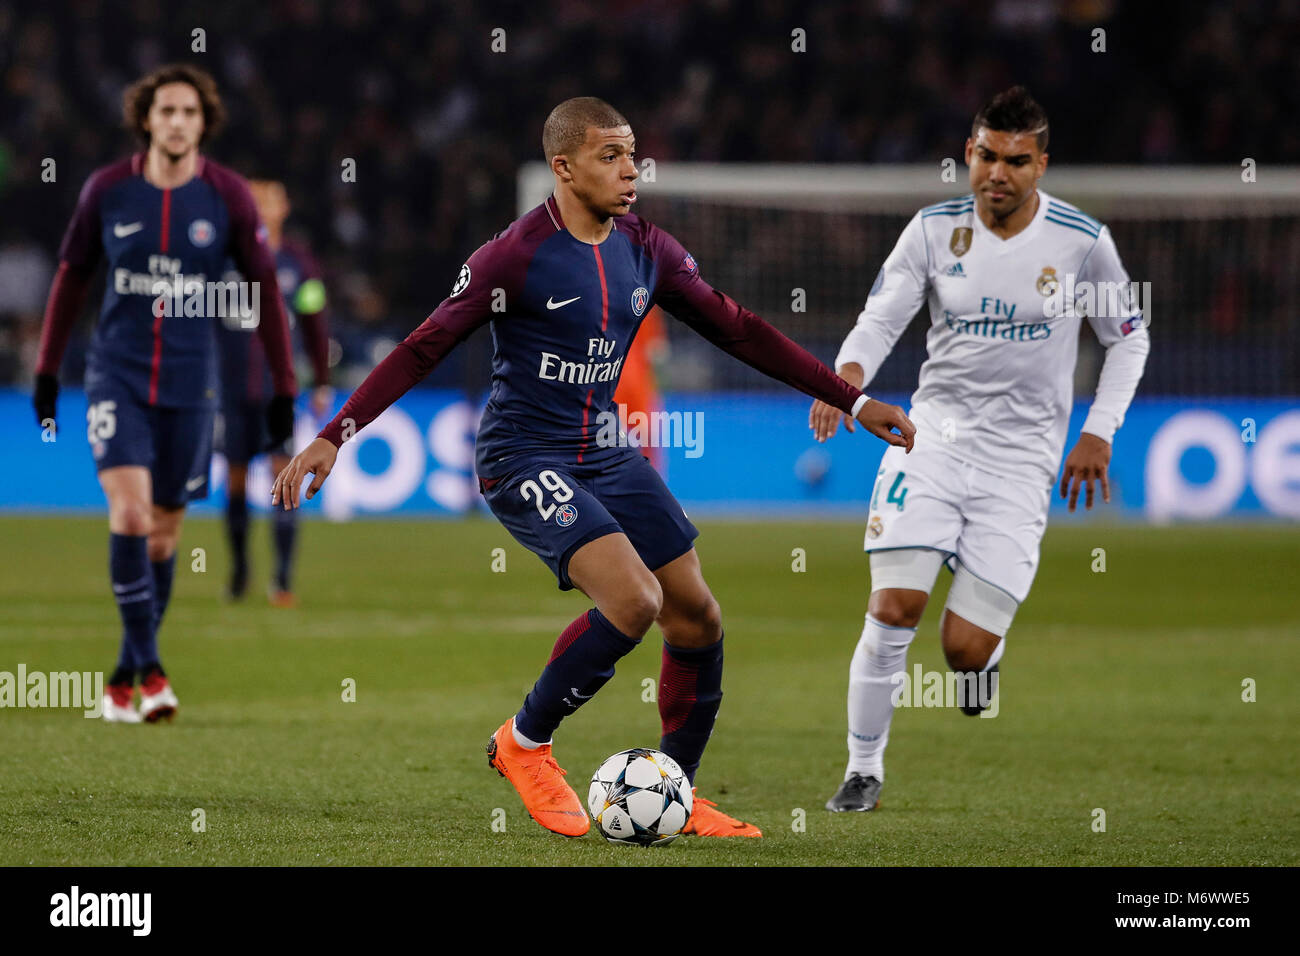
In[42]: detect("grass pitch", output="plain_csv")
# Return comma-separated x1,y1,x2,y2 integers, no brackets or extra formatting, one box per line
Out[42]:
1,515,1296,866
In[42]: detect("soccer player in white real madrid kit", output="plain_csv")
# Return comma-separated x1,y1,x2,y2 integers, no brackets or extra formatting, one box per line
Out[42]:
809,87,1150,811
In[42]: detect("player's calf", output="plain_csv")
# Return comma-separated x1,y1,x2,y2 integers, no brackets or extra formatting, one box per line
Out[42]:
941,570,1015,716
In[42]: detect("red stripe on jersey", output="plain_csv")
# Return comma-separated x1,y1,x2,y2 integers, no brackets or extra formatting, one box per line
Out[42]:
159,188,171,252
592,245,609,333
149,188,172,404
577,388,594,463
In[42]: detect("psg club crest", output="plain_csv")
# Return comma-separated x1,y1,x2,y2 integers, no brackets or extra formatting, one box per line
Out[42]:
1036,266,1060,297
630,287,649,316
555,503,578,527
189,219,215,247
949,227,972,257
682,253,698,274
450,263,471,297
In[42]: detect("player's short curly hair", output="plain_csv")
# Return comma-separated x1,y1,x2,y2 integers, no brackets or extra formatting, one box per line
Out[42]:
122,63,226,147
972,86,1049,151
543,97,629,161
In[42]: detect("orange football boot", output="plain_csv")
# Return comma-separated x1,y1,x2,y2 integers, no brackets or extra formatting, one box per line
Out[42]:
681,790,763,837
268,588,298,609
486,718,589,837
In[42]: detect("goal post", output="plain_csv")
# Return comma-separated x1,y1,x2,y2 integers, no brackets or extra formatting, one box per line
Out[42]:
518,162,1300,398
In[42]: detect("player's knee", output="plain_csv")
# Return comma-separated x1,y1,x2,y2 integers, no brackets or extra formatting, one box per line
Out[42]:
110,499,152,537
698,594,723,642
612,577,663,637
663,593,723,646
867,589,926,629
146,534,177,563
943,636,994,672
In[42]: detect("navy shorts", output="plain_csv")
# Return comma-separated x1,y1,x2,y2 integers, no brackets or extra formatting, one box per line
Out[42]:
85,376,214,508
481,449,699,590
216,400,291,465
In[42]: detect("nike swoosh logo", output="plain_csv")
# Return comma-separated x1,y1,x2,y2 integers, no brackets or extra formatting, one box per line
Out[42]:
546,296,581,310
185,475,206,491
569,687,593,700
114,222,144,238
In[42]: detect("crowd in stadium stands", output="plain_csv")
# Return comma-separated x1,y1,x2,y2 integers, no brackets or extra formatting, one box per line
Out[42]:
1,0,1295,394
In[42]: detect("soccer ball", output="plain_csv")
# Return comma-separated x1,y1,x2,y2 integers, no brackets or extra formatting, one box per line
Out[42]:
588,748,693,846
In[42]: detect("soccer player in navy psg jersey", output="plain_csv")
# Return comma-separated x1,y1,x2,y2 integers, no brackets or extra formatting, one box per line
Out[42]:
216,179,332,607
272,97,915,837
35,64,298,723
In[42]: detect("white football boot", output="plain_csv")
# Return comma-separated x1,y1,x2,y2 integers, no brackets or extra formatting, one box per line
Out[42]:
102,683,142,724
140,671,179,723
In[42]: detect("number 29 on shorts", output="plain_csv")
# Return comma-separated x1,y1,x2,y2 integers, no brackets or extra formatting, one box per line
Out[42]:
519,469,574,521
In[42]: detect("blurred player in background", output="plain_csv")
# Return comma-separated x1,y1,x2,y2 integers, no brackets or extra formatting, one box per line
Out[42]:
216,179,332,606
810,87,1149,811
33,64,297,723
612,304,668,472
273,97,914,838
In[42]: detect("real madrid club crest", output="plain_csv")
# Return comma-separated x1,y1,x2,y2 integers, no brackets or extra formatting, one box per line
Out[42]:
949,227,972,257
867,514,883,539
1036,266,1059,297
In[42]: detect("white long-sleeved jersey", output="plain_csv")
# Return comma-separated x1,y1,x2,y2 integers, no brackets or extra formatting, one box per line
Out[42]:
836,189,1150,488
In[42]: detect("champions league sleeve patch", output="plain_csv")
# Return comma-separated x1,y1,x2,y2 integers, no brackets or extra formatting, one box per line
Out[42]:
1120,314,1145,336
450,263,471,297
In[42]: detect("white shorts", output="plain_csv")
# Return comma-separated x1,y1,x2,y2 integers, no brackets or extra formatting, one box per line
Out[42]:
863,443,1051,603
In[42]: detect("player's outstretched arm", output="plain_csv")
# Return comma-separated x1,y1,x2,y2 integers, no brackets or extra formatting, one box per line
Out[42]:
810,362,865,441
272,437,338,510
649,230,913,451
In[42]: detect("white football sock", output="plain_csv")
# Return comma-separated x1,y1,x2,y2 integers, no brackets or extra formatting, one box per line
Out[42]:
511,719,549,750
846,613,918,782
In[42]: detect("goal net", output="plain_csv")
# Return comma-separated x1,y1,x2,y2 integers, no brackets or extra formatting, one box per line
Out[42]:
518,163,1300,398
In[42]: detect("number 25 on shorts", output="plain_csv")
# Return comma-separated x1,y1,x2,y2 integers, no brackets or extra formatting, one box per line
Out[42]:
519,469,574,521
871,469,908,512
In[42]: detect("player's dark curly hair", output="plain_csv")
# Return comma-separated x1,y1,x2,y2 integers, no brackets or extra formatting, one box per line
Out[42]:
972,86,1049,151
122,63,226,147
543,97,629,160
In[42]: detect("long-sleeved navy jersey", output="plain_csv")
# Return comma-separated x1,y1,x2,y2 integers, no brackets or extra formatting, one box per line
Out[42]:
38,153,296,408
319,196,863,477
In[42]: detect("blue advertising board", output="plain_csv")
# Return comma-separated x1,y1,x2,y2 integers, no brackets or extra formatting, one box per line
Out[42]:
2,389,1296,521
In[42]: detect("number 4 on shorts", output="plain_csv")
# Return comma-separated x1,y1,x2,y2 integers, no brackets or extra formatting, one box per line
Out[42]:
885,471,907,511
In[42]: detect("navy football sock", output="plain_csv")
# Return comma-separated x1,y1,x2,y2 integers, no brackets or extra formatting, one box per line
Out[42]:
151,554,176,633
226,491,249,574
110,533,155,677
515,608,640,744
658,636,724,784
272,505,297,591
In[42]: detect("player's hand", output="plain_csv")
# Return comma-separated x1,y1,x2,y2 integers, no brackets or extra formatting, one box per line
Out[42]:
309,385,334,421
34,374,59,429
272,437,338,510
810,398,855,442
1060,432,1111,512
267,394,296,446
855,399,916,453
